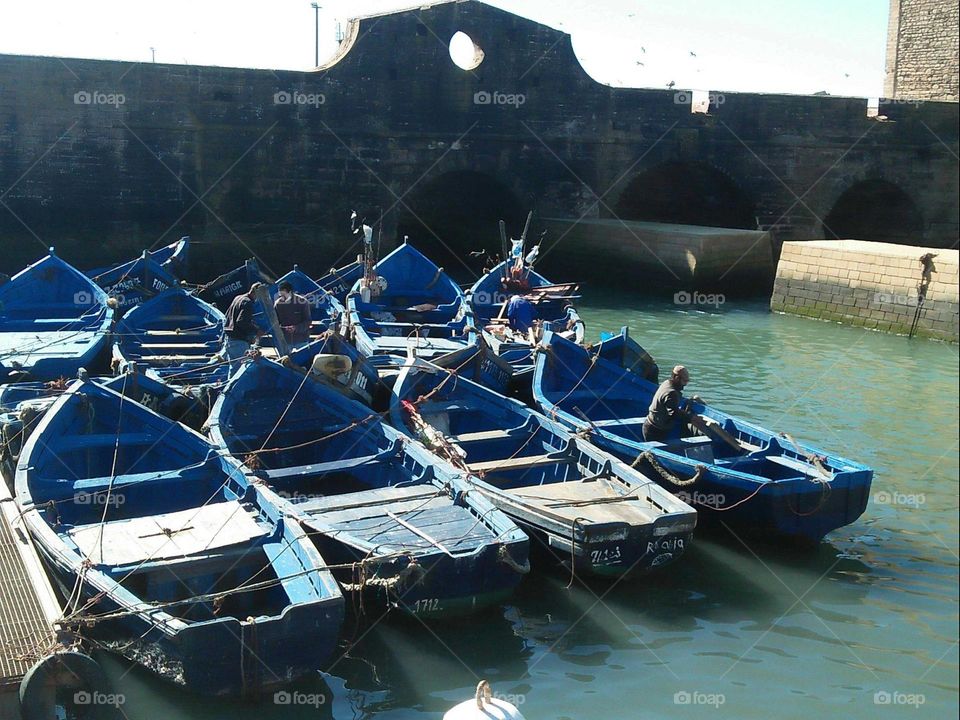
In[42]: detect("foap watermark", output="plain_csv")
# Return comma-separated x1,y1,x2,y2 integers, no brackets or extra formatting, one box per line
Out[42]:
674,290,725,308
75,491,125,507
873,490,925,507
474,90,526,107
274,90,326,107
874,690,925,707
676,490,726,509
74,90,125,107
274,690,326,708
73,290,97,306
873,291,919,308
74,691,125,708
494,692,526,707
675,90,726,106
879,96,925,109
674,690,725,707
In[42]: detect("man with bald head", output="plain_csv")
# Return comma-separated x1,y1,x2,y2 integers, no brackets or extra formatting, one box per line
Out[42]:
642,364,691,443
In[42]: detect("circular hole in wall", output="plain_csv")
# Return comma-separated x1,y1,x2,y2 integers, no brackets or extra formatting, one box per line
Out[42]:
449,31,484,70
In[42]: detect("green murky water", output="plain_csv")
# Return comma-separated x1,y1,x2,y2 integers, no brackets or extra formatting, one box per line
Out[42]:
95,292,959,719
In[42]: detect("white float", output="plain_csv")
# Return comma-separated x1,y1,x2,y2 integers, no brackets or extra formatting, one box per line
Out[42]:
444,680,526,720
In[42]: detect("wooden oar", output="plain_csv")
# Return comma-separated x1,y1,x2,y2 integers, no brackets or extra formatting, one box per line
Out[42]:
689,413,744,453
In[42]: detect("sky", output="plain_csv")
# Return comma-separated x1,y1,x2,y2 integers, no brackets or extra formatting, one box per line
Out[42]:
0,0,891,97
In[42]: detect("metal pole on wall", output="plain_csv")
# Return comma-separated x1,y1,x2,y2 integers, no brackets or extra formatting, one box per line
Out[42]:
311,3,321,67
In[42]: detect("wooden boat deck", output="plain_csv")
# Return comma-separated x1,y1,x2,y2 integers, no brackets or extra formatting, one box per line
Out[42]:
68,501,266,566
297,484,494,556
0,470,61,701
512,478,660,524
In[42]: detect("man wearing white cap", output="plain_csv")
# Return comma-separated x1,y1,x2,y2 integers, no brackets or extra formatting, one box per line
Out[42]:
643,364,691,443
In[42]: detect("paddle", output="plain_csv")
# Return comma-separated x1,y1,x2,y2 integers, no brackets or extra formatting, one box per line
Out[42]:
686,404,744,453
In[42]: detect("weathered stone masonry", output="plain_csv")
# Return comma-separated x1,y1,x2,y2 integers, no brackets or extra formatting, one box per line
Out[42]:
885,0,960,101
772,240,959,341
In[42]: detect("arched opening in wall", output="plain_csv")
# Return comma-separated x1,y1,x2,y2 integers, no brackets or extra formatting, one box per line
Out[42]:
615,161,756,229
823,180,924,245
395,171,524,281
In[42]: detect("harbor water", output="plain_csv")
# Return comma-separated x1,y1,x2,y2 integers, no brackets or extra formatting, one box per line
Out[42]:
89,291,959,719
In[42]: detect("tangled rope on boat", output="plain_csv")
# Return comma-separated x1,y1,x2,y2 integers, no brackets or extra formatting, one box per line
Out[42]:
633,451,704,487
340,557,426,593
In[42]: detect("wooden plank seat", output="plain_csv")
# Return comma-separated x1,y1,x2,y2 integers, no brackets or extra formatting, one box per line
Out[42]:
296,484,441,514
767,454,822,474
259,452,395,481
512,479,659,524
467,453,572,474
589,416,648,428
54,432,157,451
138,342,219,350
68,501,266,566
448,429,512,443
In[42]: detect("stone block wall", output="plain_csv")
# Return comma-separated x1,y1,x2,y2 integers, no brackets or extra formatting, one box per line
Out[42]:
771,239,959,341
885,0,960,101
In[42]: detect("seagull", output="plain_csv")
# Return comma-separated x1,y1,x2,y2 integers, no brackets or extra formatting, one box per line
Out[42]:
667,80,676,89
844,73,850,78
636,61,645,66
689,51,697,57
640,46,646,53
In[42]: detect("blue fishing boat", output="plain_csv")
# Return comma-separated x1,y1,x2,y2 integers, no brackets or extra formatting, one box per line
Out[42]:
315,258,364,303
15,379,344,696
532,330,874,542
469,260,583,381
113,288,229,397
198,259,272,312
87,251,180,312
206,357,530,617
346,241,478,369
391,358,697,577
589,326,659,383
86,237,190,282
253,266,345,353
0,251,113,384
0,368,209,479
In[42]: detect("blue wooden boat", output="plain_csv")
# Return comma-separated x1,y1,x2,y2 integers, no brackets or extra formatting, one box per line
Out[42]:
15,379,344,696
391,358,697,577
113,288,229,397
206,357,530,617
253,266,345,352
197,259,272,312
346,242,478,369
86,237,191,282
0,251,113,384
0,368,209,478
532,330,874,542
87,251,180,312
590,326,659,384
468,260,584,381
315,258,364,303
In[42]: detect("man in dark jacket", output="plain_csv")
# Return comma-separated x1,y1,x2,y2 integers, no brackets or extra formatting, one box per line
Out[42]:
223,282,265,377
642,365,691,443
273,281,312,346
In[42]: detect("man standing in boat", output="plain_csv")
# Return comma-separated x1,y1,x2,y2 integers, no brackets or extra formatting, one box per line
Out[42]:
643,365,693,442
274,281,312,347
223,282,266,377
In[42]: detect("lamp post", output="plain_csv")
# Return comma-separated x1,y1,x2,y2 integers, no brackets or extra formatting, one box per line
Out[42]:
311,3,321,68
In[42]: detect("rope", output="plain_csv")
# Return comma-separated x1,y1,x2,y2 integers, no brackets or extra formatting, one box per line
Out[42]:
633,450,704,487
